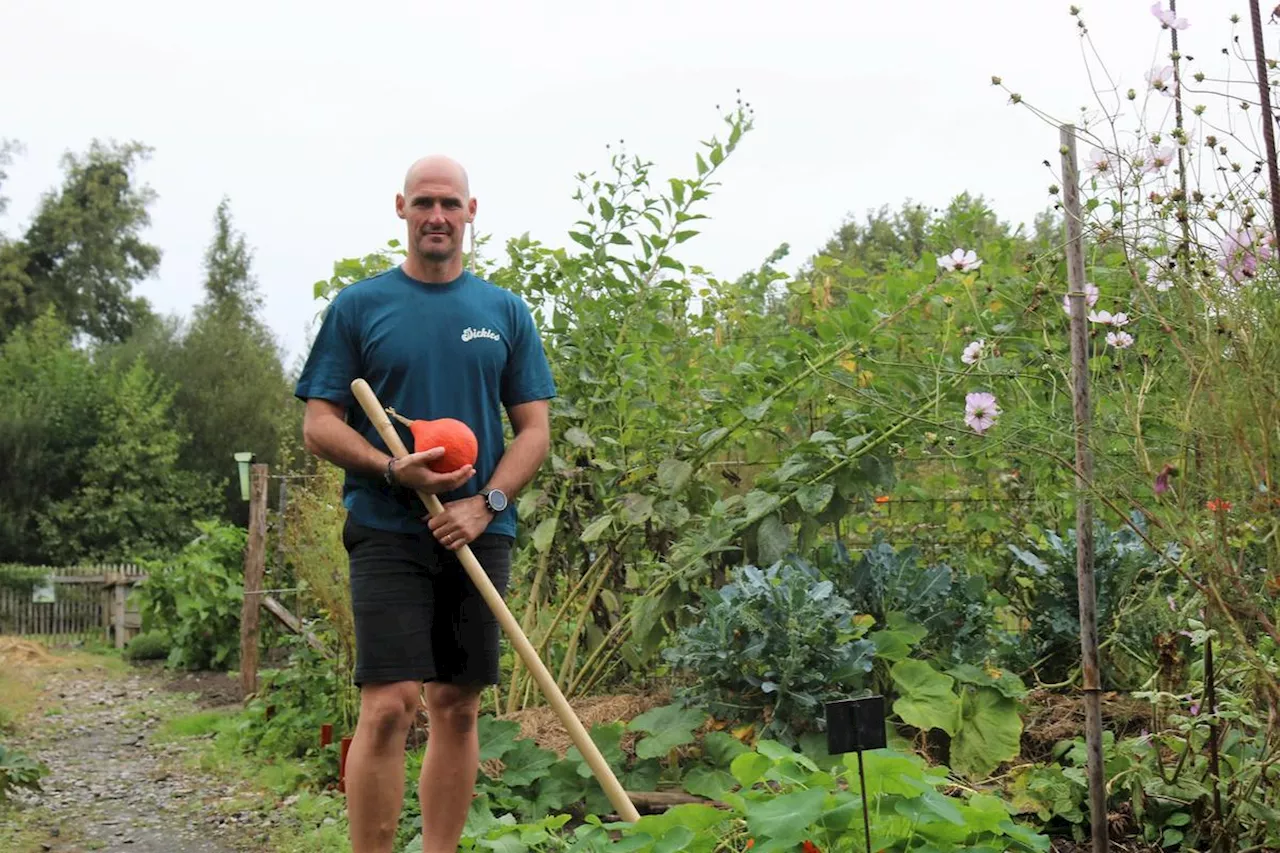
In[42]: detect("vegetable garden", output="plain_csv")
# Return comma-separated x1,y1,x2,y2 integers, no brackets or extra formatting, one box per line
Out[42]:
7,4,1280,852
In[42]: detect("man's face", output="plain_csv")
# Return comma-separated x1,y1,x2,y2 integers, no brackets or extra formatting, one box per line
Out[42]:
396,174,475,263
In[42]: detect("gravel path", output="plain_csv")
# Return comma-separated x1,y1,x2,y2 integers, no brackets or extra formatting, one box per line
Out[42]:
12,663,260,853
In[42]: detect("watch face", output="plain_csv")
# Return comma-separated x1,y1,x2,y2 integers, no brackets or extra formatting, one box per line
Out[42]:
487,490,508,512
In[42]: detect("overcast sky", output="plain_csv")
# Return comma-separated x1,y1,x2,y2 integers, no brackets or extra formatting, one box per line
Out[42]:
0,1,1244,370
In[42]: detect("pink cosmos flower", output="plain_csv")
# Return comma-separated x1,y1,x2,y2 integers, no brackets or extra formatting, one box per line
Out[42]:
964,391,1000,435
1218,227,1275,282
1150,2,1189,30
1089,309,1130,327
1087,147,1111,174
1144,146,1176,173
1062,282,1100,314
938,248,983,272
1145,65,1175,96
1106,330,1135,349
961,339,984,365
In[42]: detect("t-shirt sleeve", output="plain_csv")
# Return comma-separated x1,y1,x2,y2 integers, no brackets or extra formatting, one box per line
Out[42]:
293,291,361,408
501,297,557,407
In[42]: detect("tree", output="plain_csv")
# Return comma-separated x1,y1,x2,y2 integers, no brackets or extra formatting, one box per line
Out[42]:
0,139,21,218
0,140,159,344
36,356,217,564
201,196,262,316
0,310,103,562
110,198,299,522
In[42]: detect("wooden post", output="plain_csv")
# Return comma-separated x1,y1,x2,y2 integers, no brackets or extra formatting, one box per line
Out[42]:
1061,123,1109,853
112,576,127,650
1249,0,1280,237
239,463,269,699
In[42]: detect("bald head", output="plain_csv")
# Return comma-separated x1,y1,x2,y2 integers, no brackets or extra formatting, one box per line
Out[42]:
403,154,470,199
396,154,478,273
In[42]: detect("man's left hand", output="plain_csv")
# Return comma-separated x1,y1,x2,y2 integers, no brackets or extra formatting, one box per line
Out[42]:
427,496,493,551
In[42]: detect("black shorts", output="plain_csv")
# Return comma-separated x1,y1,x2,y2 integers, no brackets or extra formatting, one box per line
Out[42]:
342,516,512,688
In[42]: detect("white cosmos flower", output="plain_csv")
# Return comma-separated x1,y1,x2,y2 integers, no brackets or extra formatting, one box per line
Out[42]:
938,248,983,272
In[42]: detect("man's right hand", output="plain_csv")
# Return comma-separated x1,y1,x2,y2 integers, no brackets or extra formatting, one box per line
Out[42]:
389,447,475,494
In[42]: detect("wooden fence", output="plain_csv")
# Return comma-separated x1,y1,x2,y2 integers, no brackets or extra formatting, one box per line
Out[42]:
0,563,148,648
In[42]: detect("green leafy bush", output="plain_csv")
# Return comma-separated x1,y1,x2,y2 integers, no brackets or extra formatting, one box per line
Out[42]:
123,629,171,661
0,563,50,593
133,519,245,670
234,636,346,767
663,558,876,744
0,741,48,803
440,711,1049,853
820,537,1005,666
1004,512,1177,687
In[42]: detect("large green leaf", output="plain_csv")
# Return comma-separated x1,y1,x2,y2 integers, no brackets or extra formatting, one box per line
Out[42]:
702,731,749,767
681,766,737,800
657,458,694,493
730,752,772,788
531,517,557,554
950,686,1023,779
628,704,708,759
890,660,960,736
947,663,1028,700
476,717,521,763
619,493,656,526
564,426,595,448
756,514,791,566
498,738,558,787
629,804,729,839
580,514,612,543
795,482,835,516
744,787,827,850
565,722,626,778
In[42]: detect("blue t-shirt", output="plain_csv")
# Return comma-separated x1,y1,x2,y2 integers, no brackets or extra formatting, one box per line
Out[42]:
293,265,556,539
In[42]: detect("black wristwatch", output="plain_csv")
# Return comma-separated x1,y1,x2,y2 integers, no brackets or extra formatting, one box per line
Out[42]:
384,457,398,487
480,487,508,514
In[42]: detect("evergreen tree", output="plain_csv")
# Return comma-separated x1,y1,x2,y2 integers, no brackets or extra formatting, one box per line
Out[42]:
0,140,160,344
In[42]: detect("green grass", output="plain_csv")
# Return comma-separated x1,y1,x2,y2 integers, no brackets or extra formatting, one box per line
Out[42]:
0,802,91,853
154,709,233,740
155,712,352,852
0,669,44,730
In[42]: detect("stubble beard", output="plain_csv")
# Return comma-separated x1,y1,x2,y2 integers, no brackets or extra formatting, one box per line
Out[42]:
417,231,455,264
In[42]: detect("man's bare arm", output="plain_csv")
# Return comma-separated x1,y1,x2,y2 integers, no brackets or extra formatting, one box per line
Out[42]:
302,398,475,493
302,398,392,477
483,399,552,499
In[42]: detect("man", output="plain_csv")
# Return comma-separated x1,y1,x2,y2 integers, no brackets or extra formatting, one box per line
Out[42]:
294,155,556,853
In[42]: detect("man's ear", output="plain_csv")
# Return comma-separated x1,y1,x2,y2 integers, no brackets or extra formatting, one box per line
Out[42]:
468,197,478,223
395,192,407,220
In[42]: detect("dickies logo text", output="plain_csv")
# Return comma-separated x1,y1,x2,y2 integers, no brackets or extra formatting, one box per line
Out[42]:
461,327,501,343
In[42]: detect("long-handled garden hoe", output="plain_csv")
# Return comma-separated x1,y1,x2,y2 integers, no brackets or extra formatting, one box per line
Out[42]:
350,378,641,823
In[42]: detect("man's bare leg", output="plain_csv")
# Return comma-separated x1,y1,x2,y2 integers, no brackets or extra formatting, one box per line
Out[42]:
419,682,483,853
346,681,421,853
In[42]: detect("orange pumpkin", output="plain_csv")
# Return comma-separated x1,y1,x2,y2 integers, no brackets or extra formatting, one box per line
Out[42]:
409,418,478,473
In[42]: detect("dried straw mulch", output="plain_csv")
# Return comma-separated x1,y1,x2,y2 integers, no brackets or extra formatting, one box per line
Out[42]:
0,638,57,667
498,689,673,757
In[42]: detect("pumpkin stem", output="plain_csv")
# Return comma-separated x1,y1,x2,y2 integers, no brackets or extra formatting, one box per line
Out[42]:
385,407,415,427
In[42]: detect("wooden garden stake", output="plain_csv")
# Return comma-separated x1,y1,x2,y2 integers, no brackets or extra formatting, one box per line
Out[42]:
1061,123,1110,853
239,462,269,698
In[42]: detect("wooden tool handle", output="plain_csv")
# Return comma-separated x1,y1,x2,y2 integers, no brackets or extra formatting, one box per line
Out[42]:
349,379,639,822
